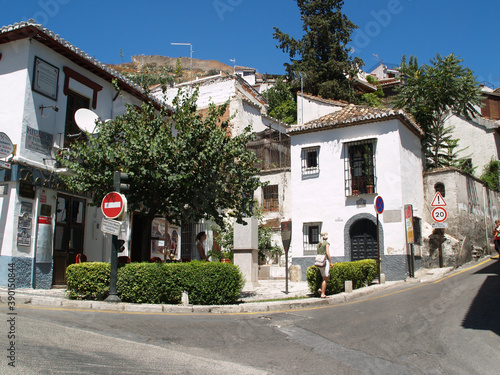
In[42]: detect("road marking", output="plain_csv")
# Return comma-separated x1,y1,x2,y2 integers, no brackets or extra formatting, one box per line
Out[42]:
2,257,496,317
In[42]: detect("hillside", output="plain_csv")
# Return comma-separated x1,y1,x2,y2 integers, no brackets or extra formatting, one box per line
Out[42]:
106,55,236,86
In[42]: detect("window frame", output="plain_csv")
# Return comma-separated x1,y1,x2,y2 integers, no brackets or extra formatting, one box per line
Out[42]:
303,222,322,255
301,146,320,177
344,139,377,196
262,184,279,212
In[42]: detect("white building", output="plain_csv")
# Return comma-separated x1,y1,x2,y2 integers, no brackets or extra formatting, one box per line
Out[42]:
0,20,167,288
288,104,425,280
152,73,291,261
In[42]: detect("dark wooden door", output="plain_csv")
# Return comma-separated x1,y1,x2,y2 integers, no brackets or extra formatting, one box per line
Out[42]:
350,219,377,261
52,194,86,285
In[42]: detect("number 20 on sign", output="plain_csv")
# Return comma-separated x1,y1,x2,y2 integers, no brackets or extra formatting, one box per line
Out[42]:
432,207,447,222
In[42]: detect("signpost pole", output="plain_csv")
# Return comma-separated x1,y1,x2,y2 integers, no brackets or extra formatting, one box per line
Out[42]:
105,235,121,303
374,196,384,284
377,213,381,284
281,221,292,294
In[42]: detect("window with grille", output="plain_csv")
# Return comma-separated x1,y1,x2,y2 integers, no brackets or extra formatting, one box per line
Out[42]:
303,222,321,254
263,185,279,212
301,146,320,177
344,139,377,195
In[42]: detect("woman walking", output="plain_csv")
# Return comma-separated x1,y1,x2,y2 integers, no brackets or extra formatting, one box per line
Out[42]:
317,232,333,298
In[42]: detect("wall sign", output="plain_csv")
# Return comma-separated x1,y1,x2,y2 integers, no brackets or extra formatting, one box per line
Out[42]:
33,56,59,100
36,216,53,263
25,126,53,156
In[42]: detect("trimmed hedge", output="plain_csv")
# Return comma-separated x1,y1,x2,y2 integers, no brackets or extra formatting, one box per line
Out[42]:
66,262,110,300
66,261,245,305
306,259,377,296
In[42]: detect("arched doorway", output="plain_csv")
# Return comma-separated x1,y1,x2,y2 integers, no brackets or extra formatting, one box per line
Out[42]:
350,219,378,261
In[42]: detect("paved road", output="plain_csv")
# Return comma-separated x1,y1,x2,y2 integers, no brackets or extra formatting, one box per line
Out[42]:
2,258,499,374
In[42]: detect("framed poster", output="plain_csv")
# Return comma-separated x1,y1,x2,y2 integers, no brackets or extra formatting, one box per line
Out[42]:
33,56,59,100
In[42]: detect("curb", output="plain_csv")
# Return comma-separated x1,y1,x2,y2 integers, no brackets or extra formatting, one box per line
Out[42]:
0,263,465,314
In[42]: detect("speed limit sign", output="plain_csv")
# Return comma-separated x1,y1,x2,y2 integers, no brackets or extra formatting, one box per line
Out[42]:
432,207,447,222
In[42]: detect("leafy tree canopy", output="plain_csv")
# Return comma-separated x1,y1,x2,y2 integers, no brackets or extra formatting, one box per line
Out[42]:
273,0,363,102
393,53,484,170
58,87,262,229
263,77,297,124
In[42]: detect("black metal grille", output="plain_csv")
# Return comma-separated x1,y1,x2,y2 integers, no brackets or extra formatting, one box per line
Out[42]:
303,222,321,255
344,139,377,196
301,147,320,177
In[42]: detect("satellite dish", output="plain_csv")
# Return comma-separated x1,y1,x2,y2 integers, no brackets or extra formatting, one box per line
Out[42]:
74,108,99,134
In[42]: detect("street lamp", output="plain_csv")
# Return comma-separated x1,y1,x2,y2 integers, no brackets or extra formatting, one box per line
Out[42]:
171,42,193,83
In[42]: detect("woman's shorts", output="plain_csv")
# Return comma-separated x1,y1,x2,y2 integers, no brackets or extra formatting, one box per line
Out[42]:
319,259,330,277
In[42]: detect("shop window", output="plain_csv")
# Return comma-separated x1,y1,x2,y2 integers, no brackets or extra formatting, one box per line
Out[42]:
301,146,320,177
303,222,321,254
263,184,279,212
345,139,377,195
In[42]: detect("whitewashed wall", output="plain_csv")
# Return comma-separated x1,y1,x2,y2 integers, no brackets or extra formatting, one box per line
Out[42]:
290,119,424,270
297,93,344,125
447,114,500,176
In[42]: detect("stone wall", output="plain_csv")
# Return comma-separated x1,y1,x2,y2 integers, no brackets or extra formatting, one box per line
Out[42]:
422,168,499,268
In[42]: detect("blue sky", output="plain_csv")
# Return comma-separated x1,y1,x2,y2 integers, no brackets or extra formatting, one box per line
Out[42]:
1,0,498,88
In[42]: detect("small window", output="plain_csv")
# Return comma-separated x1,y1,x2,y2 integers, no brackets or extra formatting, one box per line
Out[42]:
263,185,279,212
64,90,90,148
303,222,322,254
434,183,445,197
301,147,320,177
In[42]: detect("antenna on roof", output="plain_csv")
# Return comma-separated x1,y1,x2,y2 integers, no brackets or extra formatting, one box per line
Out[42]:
230,59,236,74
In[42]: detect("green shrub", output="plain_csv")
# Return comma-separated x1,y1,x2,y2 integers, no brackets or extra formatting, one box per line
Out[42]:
306,259,377,296
117,262,184,304
178,261,245,305
66,262,110,300
67,261,245,305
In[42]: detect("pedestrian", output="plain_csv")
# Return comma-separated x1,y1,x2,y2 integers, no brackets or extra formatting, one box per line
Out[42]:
195,231,208,261
317,232,333,298
493,220,500,257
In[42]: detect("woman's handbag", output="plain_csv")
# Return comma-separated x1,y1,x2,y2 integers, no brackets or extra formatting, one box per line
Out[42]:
314,254,326,267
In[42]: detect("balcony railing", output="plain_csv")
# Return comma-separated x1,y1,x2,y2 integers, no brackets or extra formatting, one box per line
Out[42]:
346,175,377,196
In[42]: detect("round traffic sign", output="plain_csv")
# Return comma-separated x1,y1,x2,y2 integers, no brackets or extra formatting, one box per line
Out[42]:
432,207,447,222
101,192,125,219
0,132,14,158
375,196,384,214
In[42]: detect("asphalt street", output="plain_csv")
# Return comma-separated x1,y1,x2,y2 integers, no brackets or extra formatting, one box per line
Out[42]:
2,258,500,374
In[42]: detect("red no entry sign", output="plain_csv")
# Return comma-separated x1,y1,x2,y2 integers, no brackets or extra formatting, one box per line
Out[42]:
101,192,126,219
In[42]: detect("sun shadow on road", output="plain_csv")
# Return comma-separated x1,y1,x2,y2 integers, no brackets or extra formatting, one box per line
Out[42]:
461,260,500,336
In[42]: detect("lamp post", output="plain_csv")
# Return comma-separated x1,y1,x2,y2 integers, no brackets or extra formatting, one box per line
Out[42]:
171,42,193,83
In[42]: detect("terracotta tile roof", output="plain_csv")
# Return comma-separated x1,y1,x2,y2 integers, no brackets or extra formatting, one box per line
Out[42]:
288,103,423,137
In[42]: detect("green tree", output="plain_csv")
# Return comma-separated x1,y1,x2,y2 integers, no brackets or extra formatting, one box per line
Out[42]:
480,158,500,191
263,77,297,124
273,0,363,102
174,58,184,79
360,75,383,108
58,87,262,253
394,53,483,170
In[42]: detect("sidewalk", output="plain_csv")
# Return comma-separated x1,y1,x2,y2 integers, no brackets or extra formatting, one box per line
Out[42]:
0,264,459,314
